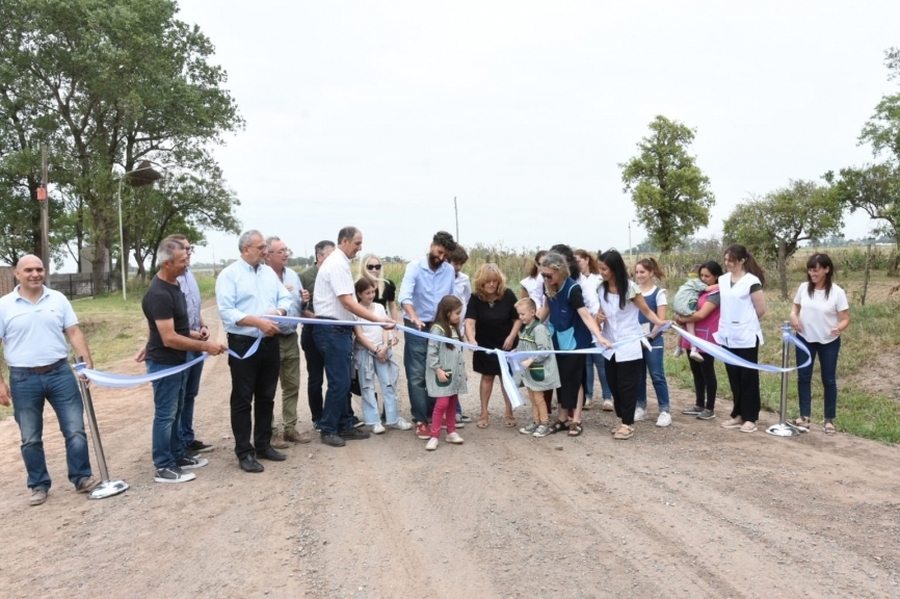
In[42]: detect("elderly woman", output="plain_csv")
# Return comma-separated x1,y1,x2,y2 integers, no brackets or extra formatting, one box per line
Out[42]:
537,251,611,437
465,263,521,429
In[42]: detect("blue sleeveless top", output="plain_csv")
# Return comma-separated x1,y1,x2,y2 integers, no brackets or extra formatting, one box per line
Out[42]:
547,277,592,351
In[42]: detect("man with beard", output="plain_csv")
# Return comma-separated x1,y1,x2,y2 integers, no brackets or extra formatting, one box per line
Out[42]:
398,231,457,439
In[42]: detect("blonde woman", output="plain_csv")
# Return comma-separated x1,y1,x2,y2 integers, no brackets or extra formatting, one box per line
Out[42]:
465,263,521,428
357,254,400,323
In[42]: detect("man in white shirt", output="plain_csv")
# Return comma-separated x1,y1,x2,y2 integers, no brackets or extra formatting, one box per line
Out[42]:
313,226,395,447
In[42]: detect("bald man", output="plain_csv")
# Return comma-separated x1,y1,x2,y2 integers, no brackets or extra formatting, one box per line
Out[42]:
0,255,98,506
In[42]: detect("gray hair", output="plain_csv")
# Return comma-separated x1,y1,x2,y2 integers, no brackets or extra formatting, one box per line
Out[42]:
337,226,359,244
158,237,185,264
314,240,335,258
541,251,568,273
238,229,263,252
265,235,281,252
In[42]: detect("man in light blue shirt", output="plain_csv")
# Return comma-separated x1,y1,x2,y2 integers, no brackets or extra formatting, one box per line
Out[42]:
398,231,457,439
216,230,293,473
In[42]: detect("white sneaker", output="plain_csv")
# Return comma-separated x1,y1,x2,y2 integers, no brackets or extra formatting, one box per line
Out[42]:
656,411,672,427
634,407,646,421
425,437,439,451
372,423,386,434
689,349,704,362
390,417,413,431
445,432,464,444
601,399,614,411
583,398,593,410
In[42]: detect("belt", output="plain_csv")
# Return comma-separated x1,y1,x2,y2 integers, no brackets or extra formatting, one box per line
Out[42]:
8,357,68,374
227,333,274,344
403,319,433,329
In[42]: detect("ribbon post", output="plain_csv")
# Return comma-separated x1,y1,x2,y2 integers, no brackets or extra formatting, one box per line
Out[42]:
766,322,801,438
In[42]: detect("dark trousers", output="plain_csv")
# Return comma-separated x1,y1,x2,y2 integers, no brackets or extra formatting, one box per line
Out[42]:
301,324,325,423
313,324,354,436
605,355,643,426
227,334,280,459
796,335,840,420
689,355,718,411
723,344,760,422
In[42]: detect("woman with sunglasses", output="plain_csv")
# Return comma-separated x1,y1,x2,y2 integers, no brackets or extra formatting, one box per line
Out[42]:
537,251,611,437
357,255,400,324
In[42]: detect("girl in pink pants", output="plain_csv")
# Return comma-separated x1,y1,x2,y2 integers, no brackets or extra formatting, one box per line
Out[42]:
425,295,468,451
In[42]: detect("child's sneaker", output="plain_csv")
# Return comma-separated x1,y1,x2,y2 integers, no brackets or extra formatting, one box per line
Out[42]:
519,422,539,435
425,437,439,451
445,432,464,444
533,424,551,438
634,407,647,421
673,345,684,358
390,417,413,431
689,349,704,362
372,423,386,434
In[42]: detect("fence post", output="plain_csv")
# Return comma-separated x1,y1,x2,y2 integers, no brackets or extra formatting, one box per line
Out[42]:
861,243,872,307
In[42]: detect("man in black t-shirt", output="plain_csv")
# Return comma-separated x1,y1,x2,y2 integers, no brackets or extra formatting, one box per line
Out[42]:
141,238,227,484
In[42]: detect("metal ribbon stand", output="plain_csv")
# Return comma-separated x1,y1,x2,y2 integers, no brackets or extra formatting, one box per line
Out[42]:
766,322,800,438
76,359,129,498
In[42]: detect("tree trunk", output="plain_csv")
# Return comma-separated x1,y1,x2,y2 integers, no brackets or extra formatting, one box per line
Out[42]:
778,240,788,301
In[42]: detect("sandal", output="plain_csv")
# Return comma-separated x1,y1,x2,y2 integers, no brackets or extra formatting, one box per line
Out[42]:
476,418,489,429
548,420,570,434
567,421,583,437
613,424,634,440
504,417,517,428
824,421,836,436
788,417,811,429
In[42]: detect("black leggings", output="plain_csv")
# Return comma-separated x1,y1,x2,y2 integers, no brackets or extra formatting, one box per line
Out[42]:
723,344,760,422
689,355,717,410
605,355,643,426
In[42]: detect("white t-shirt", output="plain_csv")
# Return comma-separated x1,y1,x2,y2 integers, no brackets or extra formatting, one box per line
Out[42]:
578,273,601,315
358,303,387,345
793,283,849,344
520,275,544,311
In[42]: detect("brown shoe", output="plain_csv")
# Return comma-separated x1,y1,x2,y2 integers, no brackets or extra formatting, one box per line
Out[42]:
76,476,100,493
271,433,290,449
284,430,311,444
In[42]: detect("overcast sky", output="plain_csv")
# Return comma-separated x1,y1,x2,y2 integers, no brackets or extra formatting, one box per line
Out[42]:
171,0,899,265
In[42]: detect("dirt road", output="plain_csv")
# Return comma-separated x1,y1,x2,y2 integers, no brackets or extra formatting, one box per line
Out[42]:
1,306,898,598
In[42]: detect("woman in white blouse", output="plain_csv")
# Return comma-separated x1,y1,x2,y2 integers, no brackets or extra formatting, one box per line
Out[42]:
715,244,767,434
788,253,850,435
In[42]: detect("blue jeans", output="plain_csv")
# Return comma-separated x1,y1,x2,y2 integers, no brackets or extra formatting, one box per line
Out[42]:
403,326,434,423
796,335,841,420
358,355,400,425
314,325,354,435
147,360,187,469
585,353,611,400
179,352,204,446
637,336,670,411
10,363,92,491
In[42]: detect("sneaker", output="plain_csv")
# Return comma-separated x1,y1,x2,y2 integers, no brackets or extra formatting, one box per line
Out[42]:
391,417,413,431
154,466,196,484
601,399,614,411
689,349,704,362
681,405,703,415
634,407,646,422
519,422,539,435
29,488,48,506
697,409,716,420
415,422,430,440
338,428,370,441
425,437,439,451
583,398,593,410
673,345,684,358
373,423,386,434
312,419,321,432
446,432,464,444
656,411,672,427
187,440,214,453
533,424,551,438
176,455,208,469
352,419,365,429
320,434,346,448
459,413,473,423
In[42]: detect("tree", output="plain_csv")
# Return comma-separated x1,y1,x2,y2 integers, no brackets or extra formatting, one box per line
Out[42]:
619,115,715,254
0,0,243,279
723,180,844,299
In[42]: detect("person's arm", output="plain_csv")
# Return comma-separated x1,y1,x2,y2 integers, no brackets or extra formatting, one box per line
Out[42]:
503,318,522,350
677,299,717,324
751,289,767,319
0,340,9,407
789,302,803,333
576,306,611,349
833,309,850,337
648,289,668,338
398,263,422,326
465,318,477,345
353,325,377,351
338,294,395,328
633,294,666,327
155,318,228,354
520,286,530,300
64,324,94,370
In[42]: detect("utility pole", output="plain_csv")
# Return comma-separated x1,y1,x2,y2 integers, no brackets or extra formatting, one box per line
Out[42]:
454,196,459,241
38,145,50,272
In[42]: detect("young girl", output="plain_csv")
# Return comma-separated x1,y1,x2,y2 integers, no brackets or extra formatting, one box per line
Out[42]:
425,295,467,451
352,278,411,434
634,257,671,427
514,298,560,437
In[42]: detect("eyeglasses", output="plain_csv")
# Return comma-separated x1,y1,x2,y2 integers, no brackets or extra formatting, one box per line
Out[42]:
274,249,291,256
366,264,382,271
254,244,267,251
541,272,554,279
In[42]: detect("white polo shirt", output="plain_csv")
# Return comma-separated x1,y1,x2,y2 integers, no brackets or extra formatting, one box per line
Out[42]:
0,285,78,367
313,250,358,321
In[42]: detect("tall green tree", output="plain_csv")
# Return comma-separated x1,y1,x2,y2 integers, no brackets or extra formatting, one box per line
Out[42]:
619,115,715,254
0,0,243,279
723,180,844,299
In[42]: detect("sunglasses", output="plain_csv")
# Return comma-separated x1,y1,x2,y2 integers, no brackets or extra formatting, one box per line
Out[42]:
541,272,554,279
366,264,382,271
